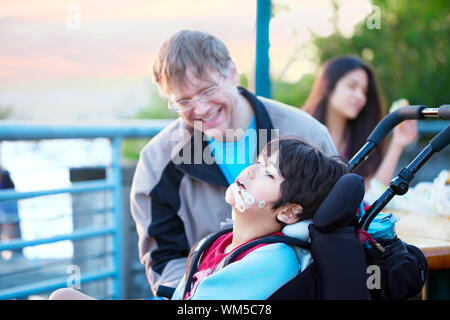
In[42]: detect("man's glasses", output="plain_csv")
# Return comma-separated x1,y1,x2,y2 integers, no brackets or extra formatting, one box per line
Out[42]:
168,77,225,112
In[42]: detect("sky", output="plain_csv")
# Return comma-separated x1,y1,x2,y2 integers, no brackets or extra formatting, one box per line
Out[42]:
0,0,372,119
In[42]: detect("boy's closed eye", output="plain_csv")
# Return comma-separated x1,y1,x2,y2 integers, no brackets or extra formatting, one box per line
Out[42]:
256,160,275,179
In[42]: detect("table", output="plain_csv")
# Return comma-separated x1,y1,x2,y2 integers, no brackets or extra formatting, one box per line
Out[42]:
389,210,450,299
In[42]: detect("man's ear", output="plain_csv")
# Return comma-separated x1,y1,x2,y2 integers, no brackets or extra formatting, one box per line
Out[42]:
276,204,303,225
228,60,240,84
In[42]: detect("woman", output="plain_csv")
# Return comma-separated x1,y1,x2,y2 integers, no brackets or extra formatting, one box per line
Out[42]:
303,56,417,187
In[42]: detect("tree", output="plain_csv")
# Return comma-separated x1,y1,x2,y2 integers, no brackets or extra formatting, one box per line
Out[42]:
272,0,449,111
0,105,12,119
312,0,450,109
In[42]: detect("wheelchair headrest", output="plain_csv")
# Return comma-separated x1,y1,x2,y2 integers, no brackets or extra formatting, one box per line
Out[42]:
312,173,365,233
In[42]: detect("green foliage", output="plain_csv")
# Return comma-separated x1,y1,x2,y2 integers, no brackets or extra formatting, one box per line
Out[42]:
122,138,150,162
272,74,315,108
122,84,177,161
272,0,450,111
312,0,450,108
239,73,249,89
0,105,12,119
134,86,178,120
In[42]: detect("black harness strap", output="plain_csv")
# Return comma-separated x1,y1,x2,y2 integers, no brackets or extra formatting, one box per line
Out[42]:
220,235,310,270
182,228,232,299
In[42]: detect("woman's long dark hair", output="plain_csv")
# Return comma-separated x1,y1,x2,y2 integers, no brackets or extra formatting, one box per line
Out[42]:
303,56,385,179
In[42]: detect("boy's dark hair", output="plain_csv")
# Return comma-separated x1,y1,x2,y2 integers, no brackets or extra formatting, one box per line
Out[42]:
260,136,349,222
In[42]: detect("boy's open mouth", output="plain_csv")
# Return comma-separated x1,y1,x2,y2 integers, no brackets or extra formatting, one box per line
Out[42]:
235,179,246,190
230,180,254,213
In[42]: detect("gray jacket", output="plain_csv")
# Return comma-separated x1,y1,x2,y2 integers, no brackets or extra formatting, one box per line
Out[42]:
130,87,337,295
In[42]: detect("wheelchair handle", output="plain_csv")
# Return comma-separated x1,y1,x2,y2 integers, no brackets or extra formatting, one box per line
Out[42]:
367,105,426,146
349,104,449,172
437,104,450,120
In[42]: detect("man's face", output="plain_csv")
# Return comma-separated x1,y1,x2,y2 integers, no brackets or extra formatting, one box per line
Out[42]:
168,67,239,139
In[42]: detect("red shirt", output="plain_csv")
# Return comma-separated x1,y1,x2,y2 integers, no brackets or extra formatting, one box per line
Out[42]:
185,231,283,299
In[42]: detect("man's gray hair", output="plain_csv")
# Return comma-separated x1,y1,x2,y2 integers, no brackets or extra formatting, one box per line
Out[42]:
153,30,232,95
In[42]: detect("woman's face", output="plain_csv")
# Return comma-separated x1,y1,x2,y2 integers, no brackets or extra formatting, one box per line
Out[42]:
327,68,368,120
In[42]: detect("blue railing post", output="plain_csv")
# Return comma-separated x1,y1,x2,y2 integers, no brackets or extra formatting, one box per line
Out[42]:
110,136,124,299
255,0,272,98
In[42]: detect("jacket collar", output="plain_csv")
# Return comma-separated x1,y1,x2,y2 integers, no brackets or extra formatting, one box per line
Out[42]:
173,87,274,187
238,86,275,154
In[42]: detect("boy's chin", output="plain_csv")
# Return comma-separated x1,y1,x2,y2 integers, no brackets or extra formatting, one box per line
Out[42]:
233,206,257,216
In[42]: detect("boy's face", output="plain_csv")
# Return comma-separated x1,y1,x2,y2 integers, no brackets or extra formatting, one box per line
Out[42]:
225,152,283,217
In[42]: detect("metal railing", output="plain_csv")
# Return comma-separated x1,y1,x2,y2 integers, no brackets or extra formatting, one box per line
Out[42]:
0,119,172,299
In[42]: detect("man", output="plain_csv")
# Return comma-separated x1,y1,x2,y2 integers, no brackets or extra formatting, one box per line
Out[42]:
130,29,336,296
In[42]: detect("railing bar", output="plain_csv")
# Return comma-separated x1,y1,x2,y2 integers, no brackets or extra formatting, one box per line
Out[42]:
0,119,172,140
0,226,115,251
0,207,114,225
0,180,114,202
0,257,71,278
417,120,448,134
0,269,117,300
0,251,115,278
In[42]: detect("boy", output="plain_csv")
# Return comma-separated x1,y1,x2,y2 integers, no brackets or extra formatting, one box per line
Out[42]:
172,137,348,299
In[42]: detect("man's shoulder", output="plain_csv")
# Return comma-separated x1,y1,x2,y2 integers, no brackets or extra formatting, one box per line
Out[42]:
258,96,318,123
136,118,192,183
258,96,328,136
258,96,336,155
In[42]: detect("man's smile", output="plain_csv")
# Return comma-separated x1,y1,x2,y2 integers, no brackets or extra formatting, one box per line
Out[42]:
195,107,222,123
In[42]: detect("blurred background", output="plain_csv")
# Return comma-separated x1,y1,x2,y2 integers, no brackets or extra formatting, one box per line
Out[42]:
0,0,448,299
